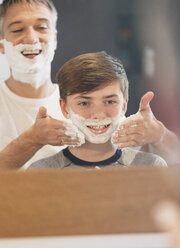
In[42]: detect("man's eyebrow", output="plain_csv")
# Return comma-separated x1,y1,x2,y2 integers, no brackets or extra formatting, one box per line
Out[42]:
36,18,50,24
8,18,50,29
8,21,22,29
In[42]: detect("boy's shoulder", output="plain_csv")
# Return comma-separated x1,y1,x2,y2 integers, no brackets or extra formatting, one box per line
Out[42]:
119,147,167,168
28,149,70,170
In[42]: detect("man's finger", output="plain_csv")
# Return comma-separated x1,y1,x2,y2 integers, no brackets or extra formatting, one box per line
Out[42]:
36,106,47,119
139,91,154,112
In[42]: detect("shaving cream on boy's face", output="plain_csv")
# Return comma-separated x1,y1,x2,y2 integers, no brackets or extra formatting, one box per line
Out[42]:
69,109,126,144
3,38,55,88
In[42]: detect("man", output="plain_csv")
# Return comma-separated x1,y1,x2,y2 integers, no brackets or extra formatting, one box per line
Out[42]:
0,0,81,169
29,52,167,169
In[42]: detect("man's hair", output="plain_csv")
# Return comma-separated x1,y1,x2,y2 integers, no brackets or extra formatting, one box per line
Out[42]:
56,51,129,102
0,0,58,36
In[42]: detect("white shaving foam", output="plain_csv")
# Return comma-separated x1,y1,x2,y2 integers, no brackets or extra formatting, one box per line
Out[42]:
69,109,125,144
65,121,85,147
111,116,126,143
3,38,55,88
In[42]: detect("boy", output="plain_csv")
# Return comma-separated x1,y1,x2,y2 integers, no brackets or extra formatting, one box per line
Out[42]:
29,52,167,169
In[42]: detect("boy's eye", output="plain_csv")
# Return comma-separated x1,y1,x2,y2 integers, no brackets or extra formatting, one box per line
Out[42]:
106,100,116,104
78,102,89,106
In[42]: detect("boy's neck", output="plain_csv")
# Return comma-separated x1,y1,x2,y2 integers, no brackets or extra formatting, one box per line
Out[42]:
5,76,56,98
69,141,117,162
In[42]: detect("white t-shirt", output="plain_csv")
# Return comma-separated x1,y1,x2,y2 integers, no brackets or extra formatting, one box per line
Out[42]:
0,81,66,169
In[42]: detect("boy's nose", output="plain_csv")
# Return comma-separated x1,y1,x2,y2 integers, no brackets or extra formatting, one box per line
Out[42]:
90,105,107,119
23,28,39,44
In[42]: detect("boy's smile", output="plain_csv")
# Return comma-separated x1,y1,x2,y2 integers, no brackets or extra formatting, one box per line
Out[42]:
87,123,111,134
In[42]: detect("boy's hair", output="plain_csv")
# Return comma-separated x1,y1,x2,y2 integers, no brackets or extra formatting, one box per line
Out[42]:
0,0,58,36
56,51,129,102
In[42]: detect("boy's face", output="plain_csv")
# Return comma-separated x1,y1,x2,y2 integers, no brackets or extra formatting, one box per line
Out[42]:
60,80,127,144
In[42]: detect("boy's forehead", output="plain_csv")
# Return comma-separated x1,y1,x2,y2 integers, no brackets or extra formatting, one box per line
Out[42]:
83,80,122,94
68,80,123,99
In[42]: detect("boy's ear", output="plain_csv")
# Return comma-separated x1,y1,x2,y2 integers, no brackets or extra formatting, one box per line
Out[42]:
59,98,70,119
0,38,5,54
122,97,128,115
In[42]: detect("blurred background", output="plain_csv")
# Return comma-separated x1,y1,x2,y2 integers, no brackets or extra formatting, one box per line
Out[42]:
0,0,180,135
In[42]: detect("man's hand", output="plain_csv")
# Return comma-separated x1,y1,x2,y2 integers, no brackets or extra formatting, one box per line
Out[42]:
0,107,84,169
112,91,164,148
27,106,83,147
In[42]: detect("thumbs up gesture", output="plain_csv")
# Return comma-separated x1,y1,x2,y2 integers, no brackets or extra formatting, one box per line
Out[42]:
30,106,83,147
112,91,164,148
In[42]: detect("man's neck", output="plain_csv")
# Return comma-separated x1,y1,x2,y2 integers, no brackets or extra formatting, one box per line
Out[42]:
69,141,117,162
5,76,56,98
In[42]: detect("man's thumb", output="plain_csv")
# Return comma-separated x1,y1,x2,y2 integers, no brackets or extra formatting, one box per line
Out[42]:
139,91,154,111
36,106,47,119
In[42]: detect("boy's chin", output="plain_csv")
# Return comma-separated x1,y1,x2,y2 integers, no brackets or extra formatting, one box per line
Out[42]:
85,136,111,144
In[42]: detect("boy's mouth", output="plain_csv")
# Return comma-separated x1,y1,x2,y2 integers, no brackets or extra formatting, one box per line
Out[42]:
21,49,42,59
87,124,111,134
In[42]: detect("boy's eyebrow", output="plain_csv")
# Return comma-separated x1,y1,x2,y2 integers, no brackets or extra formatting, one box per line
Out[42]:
74,96,92,100
103,94,119,99
74,94,119,100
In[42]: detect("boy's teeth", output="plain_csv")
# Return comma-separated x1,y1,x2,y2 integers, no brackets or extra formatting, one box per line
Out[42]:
89,124,109,129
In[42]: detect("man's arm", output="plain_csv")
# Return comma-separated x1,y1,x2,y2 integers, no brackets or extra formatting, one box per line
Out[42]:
112,91,180,165
0,107,80,169
0,130,42,169
142,125,180,166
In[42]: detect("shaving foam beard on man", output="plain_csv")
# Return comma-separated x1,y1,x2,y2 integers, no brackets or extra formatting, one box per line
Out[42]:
69,109,125,144
3,39,55,88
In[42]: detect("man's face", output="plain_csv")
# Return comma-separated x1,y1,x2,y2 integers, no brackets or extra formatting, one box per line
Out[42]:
2,2,57,48
0,2,57,87
60,80,127,144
